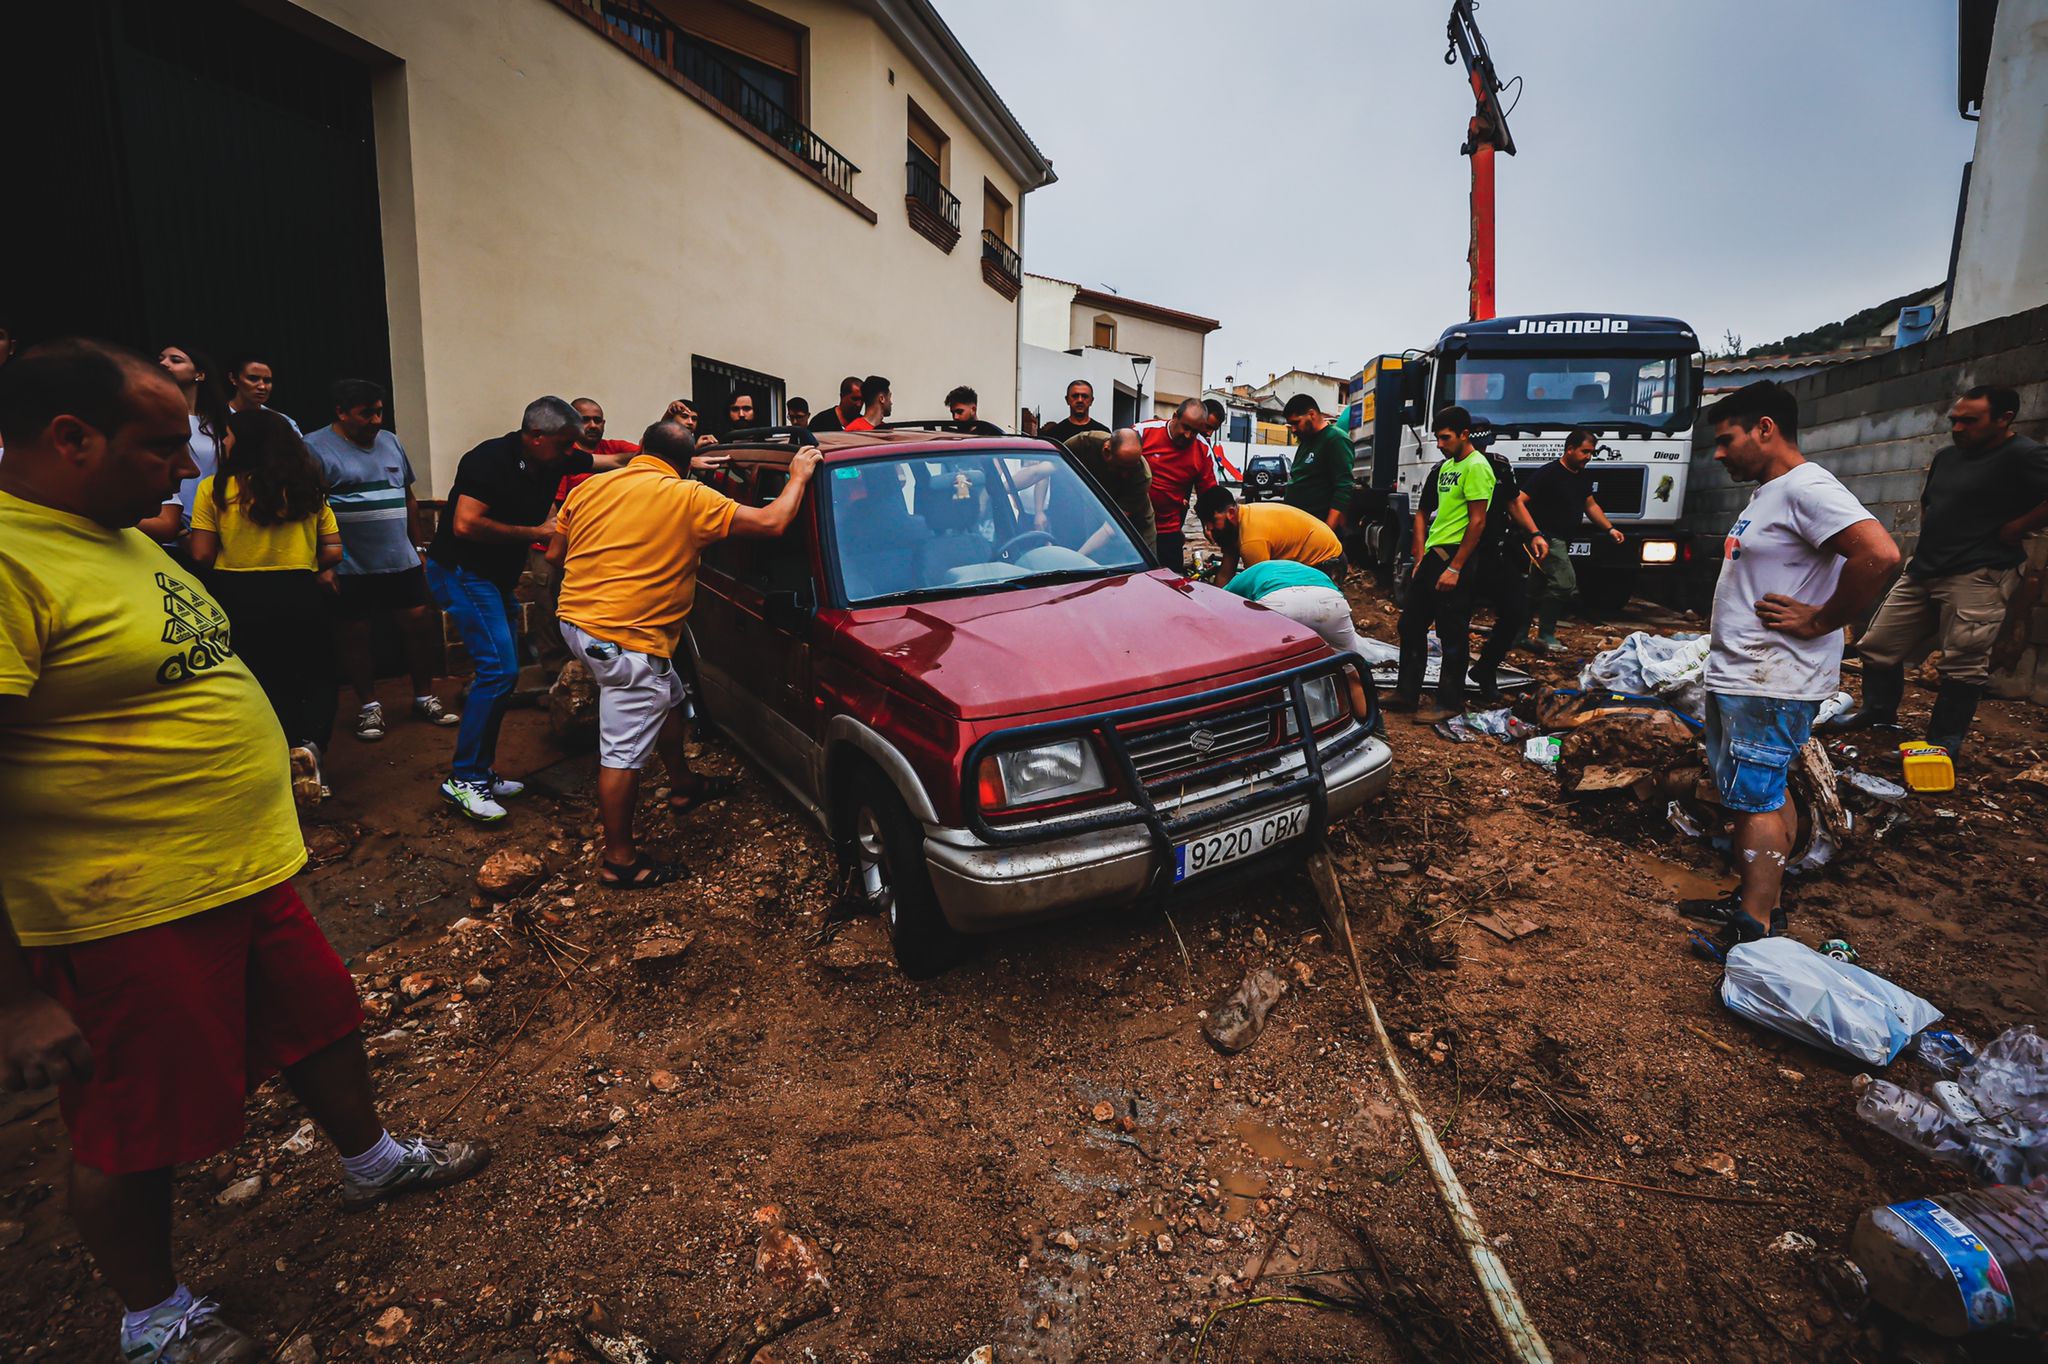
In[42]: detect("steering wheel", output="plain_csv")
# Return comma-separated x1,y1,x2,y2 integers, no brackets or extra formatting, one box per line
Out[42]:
995,530,1055,563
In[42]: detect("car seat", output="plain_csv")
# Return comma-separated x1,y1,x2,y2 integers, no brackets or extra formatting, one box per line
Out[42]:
916,471,992,582
835,466,928,600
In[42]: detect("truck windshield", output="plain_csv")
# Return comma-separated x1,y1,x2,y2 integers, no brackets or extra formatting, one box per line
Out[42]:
1439,353,1693,432
827,451,1149,606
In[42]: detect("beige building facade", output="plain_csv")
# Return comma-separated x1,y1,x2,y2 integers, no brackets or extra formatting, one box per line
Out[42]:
1019,273,1218,421
270,0,1053,489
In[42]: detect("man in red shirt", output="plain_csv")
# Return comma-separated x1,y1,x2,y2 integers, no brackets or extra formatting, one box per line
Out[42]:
1143,398,1219,572
844,374,891,432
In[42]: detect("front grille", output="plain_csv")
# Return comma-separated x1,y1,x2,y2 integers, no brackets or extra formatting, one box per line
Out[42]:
1588,466,1646,515
1124,702,1277,784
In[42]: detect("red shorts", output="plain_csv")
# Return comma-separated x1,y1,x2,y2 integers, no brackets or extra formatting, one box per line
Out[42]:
26,881,364,1175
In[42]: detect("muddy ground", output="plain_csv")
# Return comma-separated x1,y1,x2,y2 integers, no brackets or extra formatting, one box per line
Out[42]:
3,578,2045,1364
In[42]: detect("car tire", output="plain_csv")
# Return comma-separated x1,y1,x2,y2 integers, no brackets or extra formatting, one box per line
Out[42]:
846,767,967,979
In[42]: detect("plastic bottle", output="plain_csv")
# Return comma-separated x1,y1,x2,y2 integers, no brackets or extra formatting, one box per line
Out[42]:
1855,1075,2035,1187
1834,1185,2048,1337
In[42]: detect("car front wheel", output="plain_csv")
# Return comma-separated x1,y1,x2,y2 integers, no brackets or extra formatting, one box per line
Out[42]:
847,768,966,979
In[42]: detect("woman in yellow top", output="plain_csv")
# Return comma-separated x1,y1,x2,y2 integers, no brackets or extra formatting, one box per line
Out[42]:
189,408,344,804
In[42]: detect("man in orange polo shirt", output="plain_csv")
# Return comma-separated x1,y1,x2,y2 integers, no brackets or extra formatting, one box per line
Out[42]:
1196,487,1347,582
548,421,821,887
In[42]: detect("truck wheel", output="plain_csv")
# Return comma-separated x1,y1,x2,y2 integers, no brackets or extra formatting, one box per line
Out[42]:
846,768,966,979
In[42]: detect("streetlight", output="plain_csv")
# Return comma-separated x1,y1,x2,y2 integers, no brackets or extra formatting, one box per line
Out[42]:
1131,354,1153,425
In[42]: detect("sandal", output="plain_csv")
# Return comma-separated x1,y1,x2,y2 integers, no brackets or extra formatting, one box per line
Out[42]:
667,772,739,815
598,854,685,889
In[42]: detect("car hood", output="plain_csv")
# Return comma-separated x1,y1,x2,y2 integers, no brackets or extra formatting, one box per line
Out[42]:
832,571,1327,720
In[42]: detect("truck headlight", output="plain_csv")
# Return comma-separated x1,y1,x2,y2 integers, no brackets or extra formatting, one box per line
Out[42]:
1640,539,1679,565
976,740,1110,811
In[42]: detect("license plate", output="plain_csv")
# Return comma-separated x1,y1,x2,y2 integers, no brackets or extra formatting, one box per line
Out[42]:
1568,541,1592,557
1173,804,1309,883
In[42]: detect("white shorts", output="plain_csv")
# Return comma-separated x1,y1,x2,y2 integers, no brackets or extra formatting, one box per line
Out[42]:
1257,584,1367,658
560,621,687,770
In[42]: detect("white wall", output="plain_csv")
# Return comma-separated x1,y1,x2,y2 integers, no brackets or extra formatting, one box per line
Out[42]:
1020,274,1078,351
1950,0,2048,330
1019,344,1151,430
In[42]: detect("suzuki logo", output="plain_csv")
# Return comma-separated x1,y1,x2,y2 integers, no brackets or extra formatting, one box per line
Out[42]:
1188,728,1218,755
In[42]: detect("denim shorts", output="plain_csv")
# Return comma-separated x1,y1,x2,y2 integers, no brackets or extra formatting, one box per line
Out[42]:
1703,692,1821,813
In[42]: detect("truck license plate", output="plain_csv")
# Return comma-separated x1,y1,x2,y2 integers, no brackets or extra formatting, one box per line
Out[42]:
1173,805,1309,883
1568,541,1592,557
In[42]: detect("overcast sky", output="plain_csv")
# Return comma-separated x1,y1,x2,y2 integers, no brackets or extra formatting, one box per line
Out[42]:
935,0,1980,386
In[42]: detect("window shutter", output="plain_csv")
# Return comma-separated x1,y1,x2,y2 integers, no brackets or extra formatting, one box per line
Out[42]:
652,0,800,74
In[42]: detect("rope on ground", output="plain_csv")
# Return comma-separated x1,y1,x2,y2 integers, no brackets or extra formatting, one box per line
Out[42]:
1192,1295,1354,1363
1308,849,1555,1364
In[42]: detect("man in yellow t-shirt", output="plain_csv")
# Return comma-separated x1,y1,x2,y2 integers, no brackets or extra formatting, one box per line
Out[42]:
1196,487,1347,581
0,340,486,1363
547,421,821,887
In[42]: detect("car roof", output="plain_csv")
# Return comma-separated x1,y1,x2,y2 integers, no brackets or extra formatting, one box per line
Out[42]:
713,429,1063,466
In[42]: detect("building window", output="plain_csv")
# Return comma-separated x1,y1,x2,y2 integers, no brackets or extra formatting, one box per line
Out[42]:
691,353,785,438
1092,315,1117,350
904,100,960,252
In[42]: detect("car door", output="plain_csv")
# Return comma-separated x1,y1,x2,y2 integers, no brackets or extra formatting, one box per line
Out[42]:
694,460,826,816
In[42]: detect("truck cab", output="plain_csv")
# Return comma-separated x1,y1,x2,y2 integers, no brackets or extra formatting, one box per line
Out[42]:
1346,313,1704,610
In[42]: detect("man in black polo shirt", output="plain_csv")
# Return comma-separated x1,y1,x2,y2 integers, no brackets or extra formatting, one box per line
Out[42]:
806,376,862,434
1517,428,1625,652
426,396,625,821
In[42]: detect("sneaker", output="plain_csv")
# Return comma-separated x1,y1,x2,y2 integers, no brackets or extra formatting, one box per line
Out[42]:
339,1134,491,1211
353,702,387,741
120,1296,260,1363
487,772,526,800
1676,889,1743,926
413,695,461,727
440,778,507,823
289,745,323,808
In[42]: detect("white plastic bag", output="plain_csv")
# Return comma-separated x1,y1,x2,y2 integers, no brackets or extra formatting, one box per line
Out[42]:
1580,632,1711,721
1720,936,1941,1065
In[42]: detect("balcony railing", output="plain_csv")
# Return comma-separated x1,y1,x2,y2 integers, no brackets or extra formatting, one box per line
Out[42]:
906,151,961,231
981,229,1020,282
585,0,859,198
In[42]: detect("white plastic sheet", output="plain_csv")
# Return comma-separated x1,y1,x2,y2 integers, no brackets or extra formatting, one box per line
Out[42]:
1720,936,1941,1065
1580,632,1711,721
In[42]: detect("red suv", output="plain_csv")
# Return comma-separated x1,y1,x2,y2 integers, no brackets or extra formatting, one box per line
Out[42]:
688,429,1392,975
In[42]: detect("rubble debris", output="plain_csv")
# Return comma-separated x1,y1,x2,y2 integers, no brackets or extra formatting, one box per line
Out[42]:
1767,1231,1818,1255
364,1305,413,1348
1201,967,1287,1055
576,1300,675,1364
398,972,439,1001
649,1069,682,1093
216,1176,262,1206
365,1028,413,1060
280,1121,317,1156
1470,910,1543,942
1700,1153,1737,1180
629,924,696,966
278,1333,318,1364
750,1206,830,1295
477,848,545,900
2013,761,2048,792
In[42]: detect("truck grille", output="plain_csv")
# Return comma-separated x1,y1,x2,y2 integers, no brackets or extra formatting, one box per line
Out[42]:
1588,467,1645,515
1124,703,1277,784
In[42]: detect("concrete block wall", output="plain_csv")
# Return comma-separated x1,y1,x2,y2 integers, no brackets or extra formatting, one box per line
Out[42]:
1673,302,2048,703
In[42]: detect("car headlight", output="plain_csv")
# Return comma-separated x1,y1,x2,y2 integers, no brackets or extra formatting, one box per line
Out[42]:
976,739,1110,811
1303,674,1344,728
1640,539,1678,565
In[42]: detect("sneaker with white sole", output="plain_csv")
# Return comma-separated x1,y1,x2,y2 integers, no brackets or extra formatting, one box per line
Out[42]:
487,772,526,800
120,1296,260,1363
353,701,387,741
440,778,507,823
339,1134,491,1211
413,695,461,727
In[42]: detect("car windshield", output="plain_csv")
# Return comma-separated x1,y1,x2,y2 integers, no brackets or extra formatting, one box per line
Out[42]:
827,451,1150,606
1439,353,1694,432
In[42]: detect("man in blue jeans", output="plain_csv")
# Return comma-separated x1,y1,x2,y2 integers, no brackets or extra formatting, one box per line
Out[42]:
1685,382,1899,943
425,397,626,821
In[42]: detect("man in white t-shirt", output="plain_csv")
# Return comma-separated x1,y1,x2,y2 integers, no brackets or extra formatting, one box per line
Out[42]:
1686,381,1900,944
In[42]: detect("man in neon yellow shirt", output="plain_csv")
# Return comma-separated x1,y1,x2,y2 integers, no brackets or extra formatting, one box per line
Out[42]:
1388,405,1495,716
0,340,486,1364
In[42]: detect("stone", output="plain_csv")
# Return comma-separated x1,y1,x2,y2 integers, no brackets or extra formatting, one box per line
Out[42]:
630,925,697,965
477,848,545,899
1155,1232,1174,1254
365,1305,414,1348
397,972,438,1000
1051,1230,1079,1250
278,1335,318,1364
649,1069,682,1093
216,1176,263,1206
464,973,493,996
1091,1101,1116,1123
1700,1152,1737,1179
280,1121,318,1156
365,1029,413,1059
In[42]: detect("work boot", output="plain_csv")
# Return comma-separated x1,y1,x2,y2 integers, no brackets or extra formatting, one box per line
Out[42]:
1925,680,1984,755
1821,664,1904,732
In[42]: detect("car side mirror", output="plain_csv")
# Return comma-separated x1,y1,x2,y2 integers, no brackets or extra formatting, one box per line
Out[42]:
762,587,813,632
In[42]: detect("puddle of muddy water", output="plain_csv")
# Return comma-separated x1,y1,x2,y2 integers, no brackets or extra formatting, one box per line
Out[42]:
1637,855,1737,903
